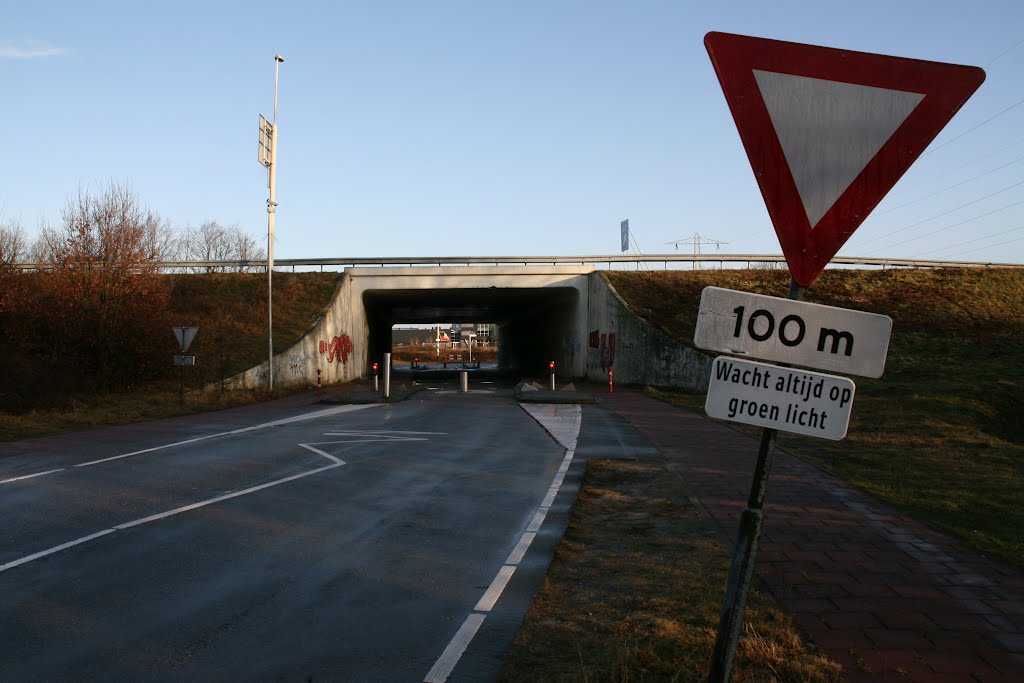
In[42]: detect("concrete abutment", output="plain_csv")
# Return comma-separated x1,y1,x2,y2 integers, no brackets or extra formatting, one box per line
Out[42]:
219,267,711,392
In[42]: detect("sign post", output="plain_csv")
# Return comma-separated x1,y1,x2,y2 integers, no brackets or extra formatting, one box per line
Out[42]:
701,31,984,682
172,326,199,402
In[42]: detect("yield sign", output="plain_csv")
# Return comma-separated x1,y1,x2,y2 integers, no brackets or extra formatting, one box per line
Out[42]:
173,326,199,353
705,32,985,286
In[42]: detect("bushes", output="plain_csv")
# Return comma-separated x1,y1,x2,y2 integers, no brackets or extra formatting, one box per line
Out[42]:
1,185,175,410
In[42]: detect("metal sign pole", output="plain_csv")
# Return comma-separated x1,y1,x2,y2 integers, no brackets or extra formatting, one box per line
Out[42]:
266,55,283,392
707,278,805,682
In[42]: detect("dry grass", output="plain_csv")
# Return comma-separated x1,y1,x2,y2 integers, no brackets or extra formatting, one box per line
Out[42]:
499,459,842,682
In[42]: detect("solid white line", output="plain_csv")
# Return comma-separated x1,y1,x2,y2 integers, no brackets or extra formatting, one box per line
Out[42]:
423,614,487,683
474,565,516,612
540,487,559,508
114,463,341,531
323,430,448,436
1,446,344,574
0,529,117,573
0,468,66,485
312,437,429,443
505,532,536,566
297,443,345,465
76,404,381,468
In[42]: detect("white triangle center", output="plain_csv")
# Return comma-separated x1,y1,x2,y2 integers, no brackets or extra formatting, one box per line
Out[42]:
753,70,925,229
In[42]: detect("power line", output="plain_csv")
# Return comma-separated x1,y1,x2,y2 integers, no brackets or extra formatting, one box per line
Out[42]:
985,36,1024,67
877,153,1024,214
864,198,1024,254
953,235,1024,257
923,95,1024,157
850,178,1024,248
917,224,1024,257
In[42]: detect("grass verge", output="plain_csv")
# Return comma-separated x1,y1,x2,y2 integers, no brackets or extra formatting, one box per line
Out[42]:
499,458,842,682
0,381,323,441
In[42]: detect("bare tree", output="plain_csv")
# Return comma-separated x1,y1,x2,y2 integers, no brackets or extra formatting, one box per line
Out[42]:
0,219,27,265
30,182,172,386
180,221,265,272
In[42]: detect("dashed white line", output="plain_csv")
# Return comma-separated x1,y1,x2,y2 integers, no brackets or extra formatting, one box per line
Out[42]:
424,403,582,682
474,565,517,612
423,614,486,683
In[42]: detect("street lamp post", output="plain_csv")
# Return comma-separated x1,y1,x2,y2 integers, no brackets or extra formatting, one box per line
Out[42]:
260,54,284,391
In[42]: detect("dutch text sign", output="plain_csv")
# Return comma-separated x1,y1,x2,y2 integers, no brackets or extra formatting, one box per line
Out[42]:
694,287,892,378
705,356,855,440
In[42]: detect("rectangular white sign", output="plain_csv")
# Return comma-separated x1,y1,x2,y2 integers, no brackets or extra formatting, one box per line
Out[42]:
694,286,892,378
705,356,855,440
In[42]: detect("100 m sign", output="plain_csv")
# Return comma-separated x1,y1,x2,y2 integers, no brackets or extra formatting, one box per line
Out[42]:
694,286,893,378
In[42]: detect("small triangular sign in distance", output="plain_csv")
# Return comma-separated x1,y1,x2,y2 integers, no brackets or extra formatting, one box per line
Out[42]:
705,32,985,286
173,326,199,353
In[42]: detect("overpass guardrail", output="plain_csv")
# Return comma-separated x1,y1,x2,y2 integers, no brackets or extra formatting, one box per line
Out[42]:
10,254,1024,272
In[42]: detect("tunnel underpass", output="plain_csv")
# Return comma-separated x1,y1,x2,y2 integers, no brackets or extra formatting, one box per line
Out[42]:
363,286,581,377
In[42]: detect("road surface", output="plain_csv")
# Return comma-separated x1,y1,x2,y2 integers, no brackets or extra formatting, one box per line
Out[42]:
0,379,650,681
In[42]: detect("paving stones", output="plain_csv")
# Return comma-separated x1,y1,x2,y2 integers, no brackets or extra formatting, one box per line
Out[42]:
599,387,1024,682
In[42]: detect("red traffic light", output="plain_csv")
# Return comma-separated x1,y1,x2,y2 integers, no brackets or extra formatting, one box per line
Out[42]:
548,361,555,370
372,363,379,372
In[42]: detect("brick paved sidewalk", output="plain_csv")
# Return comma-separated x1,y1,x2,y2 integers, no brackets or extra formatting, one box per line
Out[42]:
599,387,1024,682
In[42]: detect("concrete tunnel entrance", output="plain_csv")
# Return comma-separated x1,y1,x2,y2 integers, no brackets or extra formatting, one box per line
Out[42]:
363,286,581,377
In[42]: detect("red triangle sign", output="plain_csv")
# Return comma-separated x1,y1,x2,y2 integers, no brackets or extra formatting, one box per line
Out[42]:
705,32,985,286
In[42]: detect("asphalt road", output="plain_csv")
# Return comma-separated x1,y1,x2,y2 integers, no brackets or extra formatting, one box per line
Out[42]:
0,380,652,681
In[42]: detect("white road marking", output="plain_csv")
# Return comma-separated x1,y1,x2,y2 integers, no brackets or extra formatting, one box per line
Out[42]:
505,532,536,566
1,404,381,484
424,404,582,682
297,443,345,465
0,441,347,574
474,565,516,612
0,468,66,485
112,462,342,531
0,529,117,573
423,614,486,683
2,422,444,574
77,405,381,467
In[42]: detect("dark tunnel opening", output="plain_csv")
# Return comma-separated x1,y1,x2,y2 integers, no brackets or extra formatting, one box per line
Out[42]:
362,287,580,378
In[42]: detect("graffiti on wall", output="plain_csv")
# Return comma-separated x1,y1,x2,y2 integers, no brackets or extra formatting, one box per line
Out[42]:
288,353,308,376
319,334,353,364
589,329,616,371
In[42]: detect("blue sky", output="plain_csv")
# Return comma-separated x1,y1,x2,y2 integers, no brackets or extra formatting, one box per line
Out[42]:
4,1,1023,264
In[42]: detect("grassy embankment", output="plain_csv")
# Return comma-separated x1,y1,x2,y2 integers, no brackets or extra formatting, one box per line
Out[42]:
0,272,341,440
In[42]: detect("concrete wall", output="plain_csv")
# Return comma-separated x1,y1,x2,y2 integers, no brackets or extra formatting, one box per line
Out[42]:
220,266,711,392
219,271,368,391
584,272,712,390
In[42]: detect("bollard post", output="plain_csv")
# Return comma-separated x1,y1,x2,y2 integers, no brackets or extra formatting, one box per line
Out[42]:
317,368,322,395
460,371,468,393
609,365,614,393
383,352,391,399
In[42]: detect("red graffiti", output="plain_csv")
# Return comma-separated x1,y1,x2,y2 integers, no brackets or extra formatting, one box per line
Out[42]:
319,335,353,363
595,331,616,371
589,330,600,348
